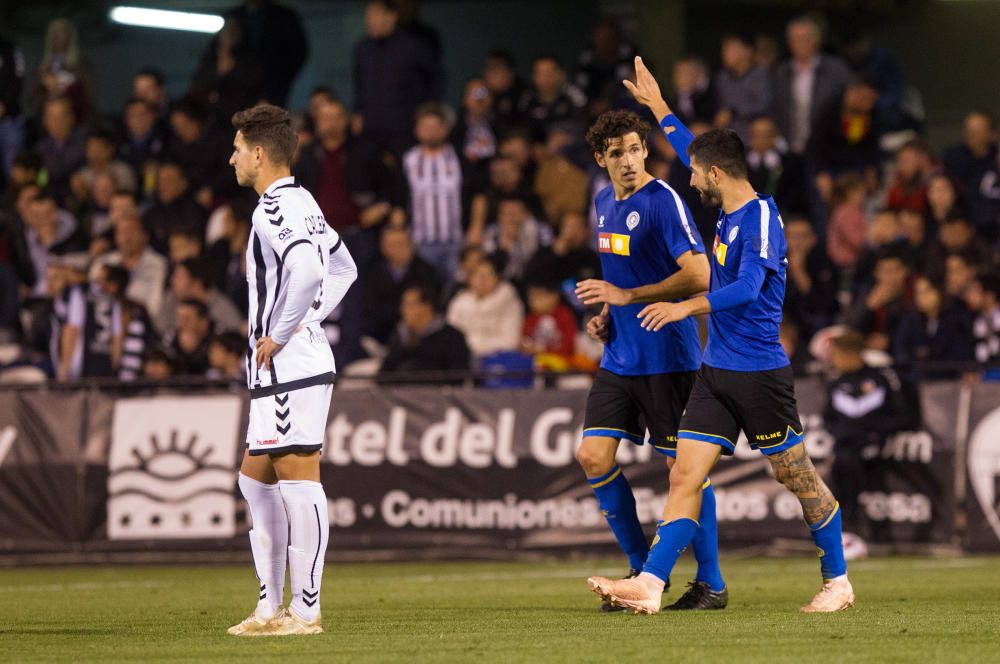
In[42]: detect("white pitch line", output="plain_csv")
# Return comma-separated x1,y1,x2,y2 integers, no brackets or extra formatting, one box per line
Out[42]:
376,567,625,584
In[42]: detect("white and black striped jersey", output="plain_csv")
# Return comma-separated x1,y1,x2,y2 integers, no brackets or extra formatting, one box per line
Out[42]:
402,145,463,245
246,176,342,392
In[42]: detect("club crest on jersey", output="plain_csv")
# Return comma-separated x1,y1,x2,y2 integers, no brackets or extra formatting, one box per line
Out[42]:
729,226,739,243
626,211,640,231
598,232,630,256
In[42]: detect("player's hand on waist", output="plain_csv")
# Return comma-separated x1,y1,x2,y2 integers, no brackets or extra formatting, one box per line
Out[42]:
255,336,285,370
576,279,632,306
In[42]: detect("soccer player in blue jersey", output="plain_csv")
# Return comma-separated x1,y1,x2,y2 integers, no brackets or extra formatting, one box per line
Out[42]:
588,57,854,614
572,109,727,611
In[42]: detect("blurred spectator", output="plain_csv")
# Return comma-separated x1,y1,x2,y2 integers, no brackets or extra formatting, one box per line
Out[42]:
443,244,486,303
225,0,308,107
156,256,243,336
753,33,780,71
498,130,538,188
82,173,116,251
517,54,586,142
481,50,525,136
0,35,26,180
808,78,882,204
295,98,402,269
467,153,544,247
56,265,121,380
101,264,154,382
825,329,920,538
521,278,576,368
167,226,203,265
94,213,168,317
364,226,439,343
841,28,908,132
446,256,523,357
967,272,1000,367
574,18,636,118
352,0,442,155
846,246,913,352
207,330,247,381
534,124,589,223
168,298,212,375
773,14,852,154
396,0,442,63
143,161,208,255
143,346,175,380
938,217,991,268
4,182,40,295
167,98,233,202
208,198,251,314
524,209,600,287
925,173,966,228
942,111,997,232
886,139,934,212
714,32,772,142
7,151,43,201
379,282,470,383
944,252,979,300
23,190,86,297
190,16,264,126
482,194,553,282
784,216,838,340
898,207,946,285
894,276,975,379
70,129,137,202
117,98,168,197
975,148,1000,242
403,103,463,278
132,68,171,129
452,78,497,190
826,173,868,270
668,56,715,126
31,18,93,121
746,115,808,216
34,97,87,203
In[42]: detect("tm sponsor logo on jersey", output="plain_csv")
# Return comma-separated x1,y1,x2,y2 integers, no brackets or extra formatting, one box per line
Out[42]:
598,232,630,256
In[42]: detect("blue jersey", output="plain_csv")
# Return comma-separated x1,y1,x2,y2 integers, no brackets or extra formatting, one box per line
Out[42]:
704,195,789,371
594,178,705,375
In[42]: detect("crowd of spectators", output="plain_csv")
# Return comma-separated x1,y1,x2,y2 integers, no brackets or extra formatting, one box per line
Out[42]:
0,1,998,386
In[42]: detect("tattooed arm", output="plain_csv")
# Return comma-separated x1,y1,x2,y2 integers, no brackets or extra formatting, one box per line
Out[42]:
767,443,838,526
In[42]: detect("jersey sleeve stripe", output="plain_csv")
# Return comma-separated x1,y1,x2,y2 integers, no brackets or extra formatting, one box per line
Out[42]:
280,238,312,263
329,237,343,255
757,199,770,259
656,179,698,246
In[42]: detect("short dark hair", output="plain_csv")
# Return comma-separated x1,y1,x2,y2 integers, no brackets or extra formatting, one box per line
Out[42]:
211,331,246,357
414,102,452,125
532,53,562,68
88,128,115,146
102,265,131,295
687,128,748,179
586,110,650,155
229,196,255,224
177,257,213,288
232,104,299,167
125,96,155,113
172,96,208,124
13,150,43,171
403,281,440,312
135,67,165,86
486,49,515,69
876,244,908,265
178,297,210,319
977,272,1000,297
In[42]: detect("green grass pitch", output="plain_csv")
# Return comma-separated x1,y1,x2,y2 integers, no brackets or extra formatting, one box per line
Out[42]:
2,556,999,663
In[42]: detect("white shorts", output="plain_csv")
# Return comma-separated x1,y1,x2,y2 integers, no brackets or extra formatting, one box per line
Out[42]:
246,382,332,456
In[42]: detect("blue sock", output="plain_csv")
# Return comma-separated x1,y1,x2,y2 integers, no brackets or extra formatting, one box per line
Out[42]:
643,518,698,583
809,502,848,580
589,465,648,571
691,479,725,592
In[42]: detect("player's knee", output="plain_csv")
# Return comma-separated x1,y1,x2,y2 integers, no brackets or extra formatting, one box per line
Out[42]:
576,443,615,477
668,461,704,495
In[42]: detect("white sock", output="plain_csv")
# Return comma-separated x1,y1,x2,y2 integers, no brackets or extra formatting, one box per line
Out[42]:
238,473,288,616
637,572,666,595
279,480,329,622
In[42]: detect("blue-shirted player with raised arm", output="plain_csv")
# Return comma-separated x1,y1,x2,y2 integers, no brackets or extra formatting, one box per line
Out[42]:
588,57,854,614
573,109,728,612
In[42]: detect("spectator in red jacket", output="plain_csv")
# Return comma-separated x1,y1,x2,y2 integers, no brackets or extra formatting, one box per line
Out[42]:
521,278,576,367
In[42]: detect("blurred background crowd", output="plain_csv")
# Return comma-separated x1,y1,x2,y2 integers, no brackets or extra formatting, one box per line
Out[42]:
0,0,998,386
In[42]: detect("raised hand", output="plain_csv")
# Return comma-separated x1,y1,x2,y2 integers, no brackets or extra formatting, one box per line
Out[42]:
622,56,671,120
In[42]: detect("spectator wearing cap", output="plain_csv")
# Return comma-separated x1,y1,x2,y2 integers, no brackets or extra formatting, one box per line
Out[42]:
379,282,470,384
446,255,523,358
713,32,772,143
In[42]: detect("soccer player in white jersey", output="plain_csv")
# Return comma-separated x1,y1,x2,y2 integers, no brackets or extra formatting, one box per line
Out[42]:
225,104,358,636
